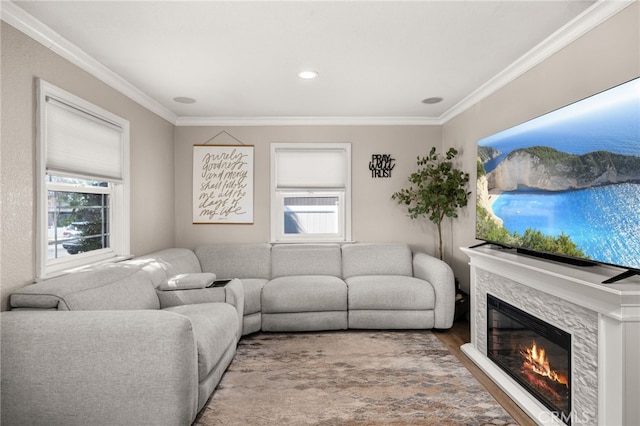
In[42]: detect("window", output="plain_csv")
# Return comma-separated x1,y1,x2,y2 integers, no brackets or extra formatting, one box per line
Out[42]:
271,143,351,242
37,80,130,278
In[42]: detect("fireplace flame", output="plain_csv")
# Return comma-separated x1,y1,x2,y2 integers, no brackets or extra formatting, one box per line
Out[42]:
520,341,568,387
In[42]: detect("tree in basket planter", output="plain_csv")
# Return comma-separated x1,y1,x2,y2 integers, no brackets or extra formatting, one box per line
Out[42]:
392,147,470,261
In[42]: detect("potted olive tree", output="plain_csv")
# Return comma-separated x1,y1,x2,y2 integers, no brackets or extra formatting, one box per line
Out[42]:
392,147,470,260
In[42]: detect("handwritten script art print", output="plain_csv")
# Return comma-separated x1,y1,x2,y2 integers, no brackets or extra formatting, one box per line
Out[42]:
193,145,254,223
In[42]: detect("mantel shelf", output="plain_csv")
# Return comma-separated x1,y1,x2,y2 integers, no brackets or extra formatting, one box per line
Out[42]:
461,246,640,322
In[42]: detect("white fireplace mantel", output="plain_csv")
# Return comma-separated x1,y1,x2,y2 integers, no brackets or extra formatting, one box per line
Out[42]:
461,245,640,426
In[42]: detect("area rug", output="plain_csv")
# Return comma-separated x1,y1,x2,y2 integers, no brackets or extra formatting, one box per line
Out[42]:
194,331,517,425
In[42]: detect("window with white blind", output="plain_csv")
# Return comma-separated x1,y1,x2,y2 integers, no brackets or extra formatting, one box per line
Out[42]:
271,143,351,242
37,80,130,278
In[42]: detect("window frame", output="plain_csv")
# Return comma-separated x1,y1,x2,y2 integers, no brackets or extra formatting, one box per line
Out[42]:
36,80,130,279
45,178,112,261
270,143,351,243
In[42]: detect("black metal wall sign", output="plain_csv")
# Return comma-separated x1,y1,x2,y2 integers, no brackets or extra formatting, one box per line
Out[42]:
369,154,395,178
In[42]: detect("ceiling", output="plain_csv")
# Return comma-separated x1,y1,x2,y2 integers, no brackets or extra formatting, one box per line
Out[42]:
5,1,625,125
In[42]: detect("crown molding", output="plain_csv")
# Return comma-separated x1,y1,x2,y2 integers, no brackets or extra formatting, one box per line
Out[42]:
439,0,636,124
3,0,632,128
175,115,442,127
1,1,178,125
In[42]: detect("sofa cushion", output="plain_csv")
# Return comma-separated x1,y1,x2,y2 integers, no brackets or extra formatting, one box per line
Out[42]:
262,275,347,313
342,243,413,279
271,244,342,278
132,248,203,288
195,244,271,279
10,264,159,311
346,275,435,310
163,302,238,382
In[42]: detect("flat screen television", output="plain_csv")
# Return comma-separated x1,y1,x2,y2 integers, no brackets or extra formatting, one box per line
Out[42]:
475,78,640,283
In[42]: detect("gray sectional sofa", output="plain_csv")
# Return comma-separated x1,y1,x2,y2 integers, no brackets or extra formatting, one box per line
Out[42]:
2,248,243,426
1,242,455,426
195,243,456,334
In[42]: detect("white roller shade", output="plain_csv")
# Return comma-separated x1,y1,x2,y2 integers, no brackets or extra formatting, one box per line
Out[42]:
45,97,124,181
276,148,347,188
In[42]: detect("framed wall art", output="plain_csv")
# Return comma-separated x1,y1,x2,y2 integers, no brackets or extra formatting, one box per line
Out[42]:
192,144,254,224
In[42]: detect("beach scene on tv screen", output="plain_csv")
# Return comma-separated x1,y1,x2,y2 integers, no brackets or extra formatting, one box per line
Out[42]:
476,78,640,270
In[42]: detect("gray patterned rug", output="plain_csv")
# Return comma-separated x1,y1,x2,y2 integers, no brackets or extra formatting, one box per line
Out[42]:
194,331,517,425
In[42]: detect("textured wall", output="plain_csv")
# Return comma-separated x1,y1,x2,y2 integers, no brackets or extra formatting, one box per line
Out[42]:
0,22,176,310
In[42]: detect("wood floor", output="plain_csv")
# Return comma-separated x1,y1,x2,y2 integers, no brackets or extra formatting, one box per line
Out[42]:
435,318,538,426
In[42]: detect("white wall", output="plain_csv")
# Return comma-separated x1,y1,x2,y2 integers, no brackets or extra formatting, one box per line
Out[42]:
0,22,176,310
443,2,640,293
174,125,444,254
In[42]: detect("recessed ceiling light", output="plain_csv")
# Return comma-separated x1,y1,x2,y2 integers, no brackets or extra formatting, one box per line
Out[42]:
298,70,319,80
173,96,197,104
421,97,443,104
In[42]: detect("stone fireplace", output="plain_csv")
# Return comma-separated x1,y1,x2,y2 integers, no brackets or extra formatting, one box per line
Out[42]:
461,246,640,425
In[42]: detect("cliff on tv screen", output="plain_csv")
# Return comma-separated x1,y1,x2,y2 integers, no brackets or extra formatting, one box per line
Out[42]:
476,78,640,274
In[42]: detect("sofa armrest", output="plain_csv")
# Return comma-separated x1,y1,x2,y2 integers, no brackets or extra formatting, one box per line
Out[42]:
1,310,199,426
412,252,456,329
225,278,245,340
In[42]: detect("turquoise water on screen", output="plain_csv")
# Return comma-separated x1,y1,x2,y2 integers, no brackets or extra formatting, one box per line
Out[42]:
492,183,640,269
